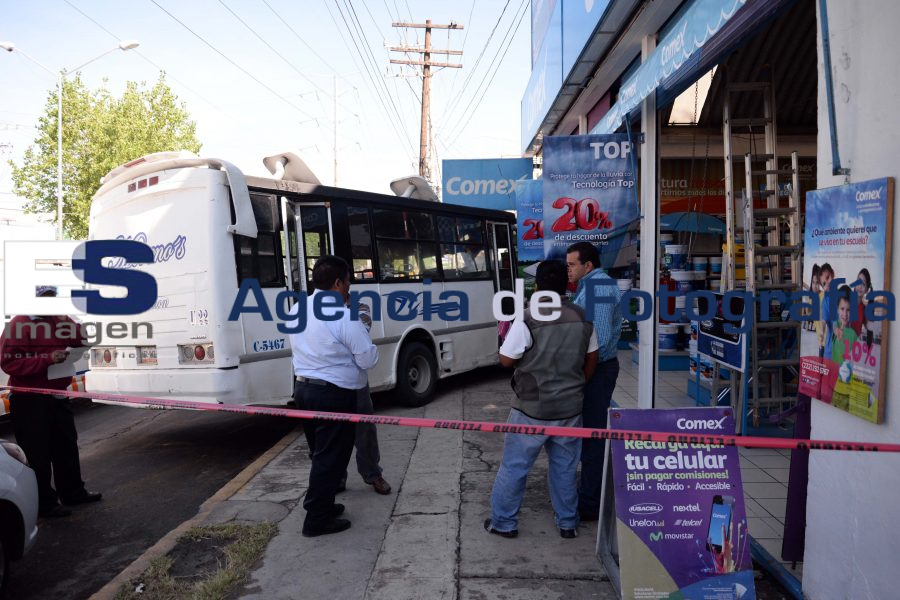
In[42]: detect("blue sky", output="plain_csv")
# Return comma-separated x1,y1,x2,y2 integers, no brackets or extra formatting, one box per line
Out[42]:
0,0,531,202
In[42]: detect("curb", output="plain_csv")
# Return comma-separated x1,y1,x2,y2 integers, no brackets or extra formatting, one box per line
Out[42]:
89,425,302,600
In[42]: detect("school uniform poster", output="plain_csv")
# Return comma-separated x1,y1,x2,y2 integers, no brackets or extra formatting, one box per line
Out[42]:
798,178,893,424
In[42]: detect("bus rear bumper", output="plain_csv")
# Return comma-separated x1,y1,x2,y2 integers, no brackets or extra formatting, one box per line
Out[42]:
85,368,275,405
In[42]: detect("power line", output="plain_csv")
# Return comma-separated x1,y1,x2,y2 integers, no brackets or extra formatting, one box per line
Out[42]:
216,0,363,121
343,0,410,140
444,0,528,150
323,0,414,157
442,0,511,122
148,0,318,121
444,0,477,111
62,0,228,115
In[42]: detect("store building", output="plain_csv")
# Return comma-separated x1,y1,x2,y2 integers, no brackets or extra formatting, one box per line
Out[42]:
520,0,900,596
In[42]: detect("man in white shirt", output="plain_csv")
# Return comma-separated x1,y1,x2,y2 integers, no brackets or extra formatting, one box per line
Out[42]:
287,256,378,537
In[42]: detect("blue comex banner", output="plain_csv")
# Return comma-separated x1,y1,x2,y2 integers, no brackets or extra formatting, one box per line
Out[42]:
561,0,612,80
441,158,533,211
515,180,544,262
521,0,563,152
595,0,748,133
542,134,638,260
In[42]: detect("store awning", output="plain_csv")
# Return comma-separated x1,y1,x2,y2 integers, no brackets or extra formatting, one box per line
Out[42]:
593,0,794,134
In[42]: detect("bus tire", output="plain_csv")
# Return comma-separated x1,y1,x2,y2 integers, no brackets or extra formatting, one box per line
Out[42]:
395,342,437,407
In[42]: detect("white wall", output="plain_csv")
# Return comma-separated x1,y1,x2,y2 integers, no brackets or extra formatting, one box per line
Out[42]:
804,1,900,598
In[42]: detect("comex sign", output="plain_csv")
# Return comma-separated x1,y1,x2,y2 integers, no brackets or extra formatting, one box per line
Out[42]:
442,158,533,211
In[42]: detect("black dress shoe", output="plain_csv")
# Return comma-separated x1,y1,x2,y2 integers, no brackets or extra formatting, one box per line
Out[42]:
483,518,517,538
329,503,345,517
560,528,578,539
61,490,102,505
39,504,72,518
302,518,351,537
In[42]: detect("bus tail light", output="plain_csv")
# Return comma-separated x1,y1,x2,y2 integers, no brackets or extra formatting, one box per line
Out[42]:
178,343,215,364
91,348,116,368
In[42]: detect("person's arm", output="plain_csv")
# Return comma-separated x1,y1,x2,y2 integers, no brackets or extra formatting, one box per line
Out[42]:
1,328,66,376
498,319,530,368
583,328,600,381
583,350,599,381
341,318,379,370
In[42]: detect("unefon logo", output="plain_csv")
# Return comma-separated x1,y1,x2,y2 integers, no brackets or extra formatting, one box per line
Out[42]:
2,240,158,316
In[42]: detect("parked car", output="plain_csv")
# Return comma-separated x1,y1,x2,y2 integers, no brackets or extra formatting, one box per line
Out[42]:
0,441,38,594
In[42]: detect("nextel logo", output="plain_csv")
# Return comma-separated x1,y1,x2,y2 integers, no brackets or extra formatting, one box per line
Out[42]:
675,417,728,431
2,240,158,316
672,503,701,513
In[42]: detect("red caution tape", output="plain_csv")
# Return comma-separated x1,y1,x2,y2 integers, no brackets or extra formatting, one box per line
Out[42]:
3,385,900,453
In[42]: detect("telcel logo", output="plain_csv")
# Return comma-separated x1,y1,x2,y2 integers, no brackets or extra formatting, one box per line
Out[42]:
2,240,158,316
628,503,663,516
676,416,728,430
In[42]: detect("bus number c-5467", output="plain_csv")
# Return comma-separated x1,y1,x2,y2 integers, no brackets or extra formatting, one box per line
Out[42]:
252,339,286,352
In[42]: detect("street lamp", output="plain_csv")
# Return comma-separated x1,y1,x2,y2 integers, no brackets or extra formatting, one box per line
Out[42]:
0,40,140,239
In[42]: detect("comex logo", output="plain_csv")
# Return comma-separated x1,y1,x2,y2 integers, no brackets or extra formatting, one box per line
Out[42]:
628,503,663,515
675,417,728,431
2,240,158,316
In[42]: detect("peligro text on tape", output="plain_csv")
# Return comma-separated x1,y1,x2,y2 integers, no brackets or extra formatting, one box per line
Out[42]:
3,385,899,454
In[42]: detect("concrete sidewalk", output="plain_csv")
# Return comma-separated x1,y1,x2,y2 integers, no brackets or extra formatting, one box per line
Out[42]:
208,371,615,600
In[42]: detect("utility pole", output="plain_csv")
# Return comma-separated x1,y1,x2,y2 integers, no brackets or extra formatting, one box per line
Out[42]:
389,20,463,178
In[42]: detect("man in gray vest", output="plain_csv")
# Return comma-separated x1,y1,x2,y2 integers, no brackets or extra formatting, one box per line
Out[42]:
485,260,599,539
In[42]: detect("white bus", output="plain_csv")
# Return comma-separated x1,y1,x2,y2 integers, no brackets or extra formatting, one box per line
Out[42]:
85,151,517,407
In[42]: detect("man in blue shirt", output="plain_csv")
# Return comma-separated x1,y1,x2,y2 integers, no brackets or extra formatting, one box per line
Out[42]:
566,242,621,521
287,256,379,537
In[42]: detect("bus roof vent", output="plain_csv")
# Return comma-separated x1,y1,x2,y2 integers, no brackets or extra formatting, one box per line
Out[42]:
262,152,321,185
390,175,439,202
101,150,199,184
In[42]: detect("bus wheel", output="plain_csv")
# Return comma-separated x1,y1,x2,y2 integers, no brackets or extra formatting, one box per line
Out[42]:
396,342,437,407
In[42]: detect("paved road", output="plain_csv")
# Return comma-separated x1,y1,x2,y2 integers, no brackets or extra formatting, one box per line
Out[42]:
0,401,297,600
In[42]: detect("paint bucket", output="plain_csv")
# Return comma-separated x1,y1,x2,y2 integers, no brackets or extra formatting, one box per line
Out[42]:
691,271,707,291
658,324,679,350
675,295,688,323
709,256,723,274
671,269,694,293
692,256,708,273
660,233,675,247
617,279,633,293
665,244,688,270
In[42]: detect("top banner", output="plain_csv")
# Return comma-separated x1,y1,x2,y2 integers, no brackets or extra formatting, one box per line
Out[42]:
441,158,532,211
595,0,748,134
541,134,638,260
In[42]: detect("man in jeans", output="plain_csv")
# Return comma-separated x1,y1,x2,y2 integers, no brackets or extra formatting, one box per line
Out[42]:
287,256,378,537
565,242,622,522
485,261,598,539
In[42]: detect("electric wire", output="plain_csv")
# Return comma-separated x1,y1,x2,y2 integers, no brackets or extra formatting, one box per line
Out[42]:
444,0,527,151
147,0,318,121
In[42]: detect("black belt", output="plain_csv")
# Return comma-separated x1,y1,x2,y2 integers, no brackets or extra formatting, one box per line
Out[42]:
295,376,329,386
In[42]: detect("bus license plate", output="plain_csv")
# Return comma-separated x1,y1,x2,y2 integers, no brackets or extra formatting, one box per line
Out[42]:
138,346,158,365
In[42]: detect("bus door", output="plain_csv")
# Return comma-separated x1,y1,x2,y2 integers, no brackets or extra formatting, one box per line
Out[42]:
488,222,514,294
294,202,334,293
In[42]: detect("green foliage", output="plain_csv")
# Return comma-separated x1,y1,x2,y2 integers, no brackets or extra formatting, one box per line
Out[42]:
9,72,201,239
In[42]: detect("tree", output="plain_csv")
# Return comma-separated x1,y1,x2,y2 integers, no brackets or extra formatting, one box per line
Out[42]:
10,73,201,239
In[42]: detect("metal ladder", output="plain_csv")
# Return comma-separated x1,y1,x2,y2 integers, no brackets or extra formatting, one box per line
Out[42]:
715,80,801,431
742,149,802,428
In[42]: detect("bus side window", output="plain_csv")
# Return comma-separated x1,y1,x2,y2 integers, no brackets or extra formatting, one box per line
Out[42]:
347,206,376,282
234,194,285,287
373,209,440,282
437,216,490,281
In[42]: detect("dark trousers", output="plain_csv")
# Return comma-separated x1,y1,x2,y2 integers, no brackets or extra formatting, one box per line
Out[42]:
346,385,382,483
293,381,356,529
9,392,86,511
578,358,620,514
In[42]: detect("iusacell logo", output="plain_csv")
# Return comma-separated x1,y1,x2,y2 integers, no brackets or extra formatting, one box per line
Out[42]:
676,417,728,431
629,503,663,516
